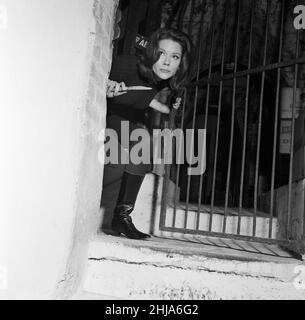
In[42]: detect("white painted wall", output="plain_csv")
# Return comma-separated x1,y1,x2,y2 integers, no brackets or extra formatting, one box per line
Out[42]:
0,0,108,299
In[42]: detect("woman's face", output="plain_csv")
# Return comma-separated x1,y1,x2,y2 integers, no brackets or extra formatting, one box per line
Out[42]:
152,39,182,80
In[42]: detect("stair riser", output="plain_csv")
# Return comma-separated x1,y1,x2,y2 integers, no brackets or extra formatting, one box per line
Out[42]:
84,260,304,300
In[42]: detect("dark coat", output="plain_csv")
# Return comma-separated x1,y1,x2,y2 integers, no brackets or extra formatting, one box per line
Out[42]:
107,55,159,133
106,54,170,176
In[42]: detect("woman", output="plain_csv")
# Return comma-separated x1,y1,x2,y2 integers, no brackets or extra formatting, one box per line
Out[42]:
102,28,192,239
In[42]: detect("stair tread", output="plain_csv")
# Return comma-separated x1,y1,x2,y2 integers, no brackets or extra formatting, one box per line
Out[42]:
92,232,297,264
83,234,304,299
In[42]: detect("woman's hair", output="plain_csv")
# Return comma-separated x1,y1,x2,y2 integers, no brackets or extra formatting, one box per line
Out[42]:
137,28,193,91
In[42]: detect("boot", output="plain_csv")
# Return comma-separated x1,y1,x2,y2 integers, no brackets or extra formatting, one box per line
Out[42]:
112,203,150,239
111,172,151,239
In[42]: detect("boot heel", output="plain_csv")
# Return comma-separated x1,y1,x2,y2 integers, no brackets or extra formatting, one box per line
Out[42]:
112,215,141,239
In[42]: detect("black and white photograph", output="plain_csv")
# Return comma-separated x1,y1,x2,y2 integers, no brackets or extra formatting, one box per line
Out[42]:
1,0,305,303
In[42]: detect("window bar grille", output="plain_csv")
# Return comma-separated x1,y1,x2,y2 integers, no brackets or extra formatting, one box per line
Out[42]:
209,0,230,232
184,5,206,229
223,0,241,234
269,0,285,239
196,0,217,231
160,0,305,246
287,29,300,240
237,0,255,235
253,0,271,237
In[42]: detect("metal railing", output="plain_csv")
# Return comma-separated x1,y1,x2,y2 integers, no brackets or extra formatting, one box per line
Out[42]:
160,0,305,248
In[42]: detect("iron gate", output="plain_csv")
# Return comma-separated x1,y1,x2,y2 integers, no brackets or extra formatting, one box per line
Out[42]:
159,0,305,248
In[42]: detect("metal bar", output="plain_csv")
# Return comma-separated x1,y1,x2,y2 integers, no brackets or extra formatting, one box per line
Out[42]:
287,29,300,239
188,57,305,88
223,0,241,233
237,0,255,235
173,89,187,228
269,0,285,239
253,0,270,237
303,177,305,241
184,5,206,229
196,0,217,230
160,92,182,230
159,156,171,229
177,0,188,30
159,225,290,246
188,0,195,36
209,0,229,232
159,103,175,229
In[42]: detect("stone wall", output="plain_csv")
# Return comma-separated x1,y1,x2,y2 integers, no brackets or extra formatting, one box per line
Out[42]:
0,0,118,299
55,0,119,299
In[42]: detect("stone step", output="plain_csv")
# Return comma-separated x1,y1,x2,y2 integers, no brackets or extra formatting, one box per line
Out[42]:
82,234,305,300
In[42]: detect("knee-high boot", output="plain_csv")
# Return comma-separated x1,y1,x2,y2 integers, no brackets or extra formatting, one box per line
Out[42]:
112,172,151,239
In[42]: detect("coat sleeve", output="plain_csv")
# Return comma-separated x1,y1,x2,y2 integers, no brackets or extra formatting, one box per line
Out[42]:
109,89,158,110
107,55,158,110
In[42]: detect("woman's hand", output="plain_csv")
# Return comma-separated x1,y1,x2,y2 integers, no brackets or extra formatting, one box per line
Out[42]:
106,79,127,98
149,98,170,114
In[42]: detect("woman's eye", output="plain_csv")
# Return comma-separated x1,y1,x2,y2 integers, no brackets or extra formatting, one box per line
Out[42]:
173,55,180,60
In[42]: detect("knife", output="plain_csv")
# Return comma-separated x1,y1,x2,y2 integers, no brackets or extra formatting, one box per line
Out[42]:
125,86,153,91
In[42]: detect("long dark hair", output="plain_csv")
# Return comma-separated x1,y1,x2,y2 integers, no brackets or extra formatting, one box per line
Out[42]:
137,28,193,91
